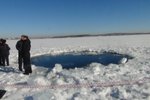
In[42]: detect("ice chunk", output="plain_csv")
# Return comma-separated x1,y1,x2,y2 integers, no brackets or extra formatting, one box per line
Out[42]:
120,57,128,64
90,63,102,75
52,64,63,73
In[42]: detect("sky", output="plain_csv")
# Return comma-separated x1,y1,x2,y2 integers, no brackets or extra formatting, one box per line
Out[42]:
0,0,150,38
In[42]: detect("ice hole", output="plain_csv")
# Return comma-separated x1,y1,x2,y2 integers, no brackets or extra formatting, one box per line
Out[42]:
31,52,133,69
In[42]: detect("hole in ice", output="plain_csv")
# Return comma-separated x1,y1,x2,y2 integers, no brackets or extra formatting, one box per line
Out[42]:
31,52,133,69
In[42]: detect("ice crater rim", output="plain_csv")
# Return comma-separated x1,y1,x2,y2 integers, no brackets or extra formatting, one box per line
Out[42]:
31,51,134,68
31,51,134,59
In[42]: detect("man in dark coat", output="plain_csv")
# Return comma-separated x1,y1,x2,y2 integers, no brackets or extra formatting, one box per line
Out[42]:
1,39,10,66
0,39,2,66
16,35,32,75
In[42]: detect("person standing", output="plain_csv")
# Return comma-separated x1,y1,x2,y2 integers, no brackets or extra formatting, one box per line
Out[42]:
0,39,6,66
1,39,10,66
16,35,32,75
0,39,2,66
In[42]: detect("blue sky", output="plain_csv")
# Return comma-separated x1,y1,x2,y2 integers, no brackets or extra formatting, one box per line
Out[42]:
0,0,150,37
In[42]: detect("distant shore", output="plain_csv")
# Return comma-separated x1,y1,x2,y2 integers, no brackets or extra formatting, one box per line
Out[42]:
6,32,150,40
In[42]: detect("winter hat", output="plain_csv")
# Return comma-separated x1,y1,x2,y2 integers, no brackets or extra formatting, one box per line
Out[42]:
21,35,29,39
2,39,6,43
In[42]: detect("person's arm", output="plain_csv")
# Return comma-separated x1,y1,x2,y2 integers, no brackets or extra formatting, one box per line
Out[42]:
16,41,19,50
26,40,31,51
16,41,22,51
6,44,10,50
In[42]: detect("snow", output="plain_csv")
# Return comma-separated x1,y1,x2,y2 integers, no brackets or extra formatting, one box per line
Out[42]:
119,57,128,64
0,35,150,100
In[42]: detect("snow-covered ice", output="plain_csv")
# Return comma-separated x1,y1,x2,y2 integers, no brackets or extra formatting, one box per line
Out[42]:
0,35,150,100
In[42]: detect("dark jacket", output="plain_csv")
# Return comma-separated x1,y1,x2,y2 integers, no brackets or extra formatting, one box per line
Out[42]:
16,39,31,55
0,43,2,56
1,44,10,56
16,40,23,52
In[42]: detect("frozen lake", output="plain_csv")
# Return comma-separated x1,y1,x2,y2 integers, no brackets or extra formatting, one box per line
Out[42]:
1,34,150,100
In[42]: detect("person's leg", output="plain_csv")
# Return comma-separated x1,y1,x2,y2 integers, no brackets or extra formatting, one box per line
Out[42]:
23,52,32,74
18,52,23,71
0,56,2,66
6,55,9,66
1,56,5,66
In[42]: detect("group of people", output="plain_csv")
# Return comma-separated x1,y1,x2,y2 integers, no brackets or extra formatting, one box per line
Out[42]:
0,39,10,66
0,35,32,75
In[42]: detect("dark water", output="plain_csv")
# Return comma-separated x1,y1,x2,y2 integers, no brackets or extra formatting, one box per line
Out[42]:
31,53,133,69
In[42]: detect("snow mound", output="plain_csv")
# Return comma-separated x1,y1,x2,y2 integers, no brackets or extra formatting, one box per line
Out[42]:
90,63,103,75
28,90,56,100
27,76,51,85
52,64,63,73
